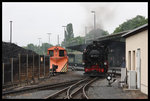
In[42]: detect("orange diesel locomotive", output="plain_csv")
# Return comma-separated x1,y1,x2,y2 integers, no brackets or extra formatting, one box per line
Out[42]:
47,46,68,73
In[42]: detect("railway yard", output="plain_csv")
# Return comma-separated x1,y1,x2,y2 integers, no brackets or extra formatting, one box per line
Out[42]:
2,3,148,99
2,33,148,99
2,68,147,99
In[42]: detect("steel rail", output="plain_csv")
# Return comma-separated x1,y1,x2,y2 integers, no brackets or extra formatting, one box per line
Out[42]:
2,79,82,96
66,77,89,99
82,77,98,99
69,77,98,99
69,85,83,99
44,77,89,99
44,77,99,99
44,86,70,99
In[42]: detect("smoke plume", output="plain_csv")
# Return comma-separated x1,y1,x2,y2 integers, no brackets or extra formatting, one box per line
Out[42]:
80,3,118,33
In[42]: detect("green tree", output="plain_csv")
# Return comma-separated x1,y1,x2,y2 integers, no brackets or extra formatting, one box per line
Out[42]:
61,24,109,47
113,15,148,34
24,43,53,55
41,43,53,55
62,23,74,47
69,36,84,45
27,43,35,51
66,23,74,39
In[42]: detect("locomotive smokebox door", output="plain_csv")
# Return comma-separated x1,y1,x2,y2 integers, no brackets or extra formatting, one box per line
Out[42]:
93,41,98,44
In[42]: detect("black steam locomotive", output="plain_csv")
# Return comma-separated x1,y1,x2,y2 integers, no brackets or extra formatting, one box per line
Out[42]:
83,41,109,76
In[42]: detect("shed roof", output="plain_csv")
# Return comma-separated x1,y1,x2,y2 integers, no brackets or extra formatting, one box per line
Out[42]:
66,30,128,52
97,30,129,41
122,24,148,38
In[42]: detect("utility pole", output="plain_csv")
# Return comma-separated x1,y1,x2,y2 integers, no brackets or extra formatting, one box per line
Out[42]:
62,26,67,48
10,21,13,43
38,38,41,47
38,38,41,55
91,11,96,40
57,35,59,46
91,11,96,30
47,33,52,45
85,26,87,44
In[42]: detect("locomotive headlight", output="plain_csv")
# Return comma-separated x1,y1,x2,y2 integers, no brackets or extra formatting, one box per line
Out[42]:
106,74,112,81
104,62,107,65
107,76,111,80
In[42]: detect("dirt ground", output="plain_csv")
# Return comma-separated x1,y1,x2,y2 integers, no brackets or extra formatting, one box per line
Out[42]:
87,75,148,99
3,68,85,92
3,69,148,99
3,69,85,99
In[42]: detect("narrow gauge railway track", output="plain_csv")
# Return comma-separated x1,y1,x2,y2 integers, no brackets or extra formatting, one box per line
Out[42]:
2,79,84,96
44,77,99,99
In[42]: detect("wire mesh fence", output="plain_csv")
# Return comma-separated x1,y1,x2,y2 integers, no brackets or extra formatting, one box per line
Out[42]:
34,55,40,78
2,54,50,86
13,58,19,82
39,55,44,77
45,55,50,77
20,54,27,81
3,62,11,84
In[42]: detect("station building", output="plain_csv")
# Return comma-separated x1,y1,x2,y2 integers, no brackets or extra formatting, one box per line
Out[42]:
122,24,148,95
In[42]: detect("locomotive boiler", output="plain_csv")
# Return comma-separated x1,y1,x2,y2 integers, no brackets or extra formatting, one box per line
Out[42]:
83,41,109,76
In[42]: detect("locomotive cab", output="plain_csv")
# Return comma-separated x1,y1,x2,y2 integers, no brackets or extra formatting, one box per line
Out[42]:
47,46,68,73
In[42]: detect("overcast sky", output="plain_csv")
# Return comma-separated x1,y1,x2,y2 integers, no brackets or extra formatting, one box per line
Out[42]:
2,2,148,46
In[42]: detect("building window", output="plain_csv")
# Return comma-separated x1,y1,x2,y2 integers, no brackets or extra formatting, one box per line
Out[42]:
128,51,131,70
133,51,135,70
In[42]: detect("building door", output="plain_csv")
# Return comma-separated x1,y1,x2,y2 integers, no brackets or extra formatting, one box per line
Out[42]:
136,49,141,89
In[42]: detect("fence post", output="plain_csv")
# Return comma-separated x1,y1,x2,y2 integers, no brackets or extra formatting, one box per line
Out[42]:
49,55,50,77
44,55,45,78
3,63,4,85
11,58,13,84
32,54,34,79
39,55,40,79
26,54,28,84
18,54,21,85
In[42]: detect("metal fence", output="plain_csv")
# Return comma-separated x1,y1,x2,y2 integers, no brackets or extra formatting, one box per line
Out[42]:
2,54,50,87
